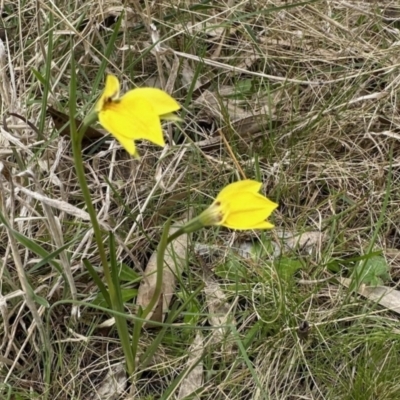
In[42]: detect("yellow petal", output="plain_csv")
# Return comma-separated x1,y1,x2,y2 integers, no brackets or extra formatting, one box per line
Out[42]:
227,192,277,215
223,209,276,229
217,180,262,202
95,75,120,112
103,75,120,99
223,219,275,230
123,88,181,116
221,192,277,229
110,131,138,156
99,95,165,147
197,179,278,230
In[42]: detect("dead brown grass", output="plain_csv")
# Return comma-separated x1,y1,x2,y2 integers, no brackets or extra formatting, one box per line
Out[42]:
2,0,400,399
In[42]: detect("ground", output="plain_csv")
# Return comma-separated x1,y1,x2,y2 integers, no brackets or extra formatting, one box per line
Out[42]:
1,1,400,399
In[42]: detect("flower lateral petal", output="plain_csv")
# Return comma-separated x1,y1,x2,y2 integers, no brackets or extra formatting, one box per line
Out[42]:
228,192,278,215
123,87,181,116
95,75,120,112
223,219,275,230
216,180,262,202
110,131,138,157
221,193,277,229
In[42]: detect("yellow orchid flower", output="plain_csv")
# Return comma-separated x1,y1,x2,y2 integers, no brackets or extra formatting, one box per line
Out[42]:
199,180,278,230
95,75,181,156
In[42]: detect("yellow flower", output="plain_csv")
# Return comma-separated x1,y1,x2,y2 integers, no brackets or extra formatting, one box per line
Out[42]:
199,180,278,230
95,75,181,156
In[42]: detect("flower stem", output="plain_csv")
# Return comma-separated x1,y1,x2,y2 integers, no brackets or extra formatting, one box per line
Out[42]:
131,218,172,371
69,59,134,376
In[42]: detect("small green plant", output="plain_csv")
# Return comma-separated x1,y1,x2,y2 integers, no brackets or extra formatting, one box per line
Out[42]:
354,255,391,287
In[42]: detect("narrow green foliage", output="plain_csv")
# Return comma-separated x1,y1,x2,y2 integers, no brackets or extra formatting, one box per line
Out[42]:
354,255,390,286
83,258,111,307
69,46,134,376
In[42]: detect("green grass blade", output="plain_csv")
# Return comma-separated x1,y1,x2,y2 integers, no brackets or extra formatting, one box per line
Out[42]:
82,258,111,307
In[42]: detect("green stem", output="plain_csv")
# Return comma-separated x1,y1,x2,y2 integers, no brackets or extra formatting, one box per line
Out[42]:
131,218,172,371
135,216,204,327
131,215,206,371
70,123,135,375
70,123,110,294
167,217,204,242
143,219,172,319
68,58,134,375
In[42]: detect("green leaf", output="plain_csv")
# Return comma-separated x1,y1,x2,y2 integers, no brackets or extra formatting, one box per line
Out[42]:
109,232,125,313
31,68,47,85
231,79,254,99
275,257,303,281
82,258,111,307
33,294,50,308
354,255,391,287
91,288,138,306
28,238,76,274
326,259,340,273
118,263,141,282
250,240,275,260
0,210,63,275
91,292,109,308
121,289,138,303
